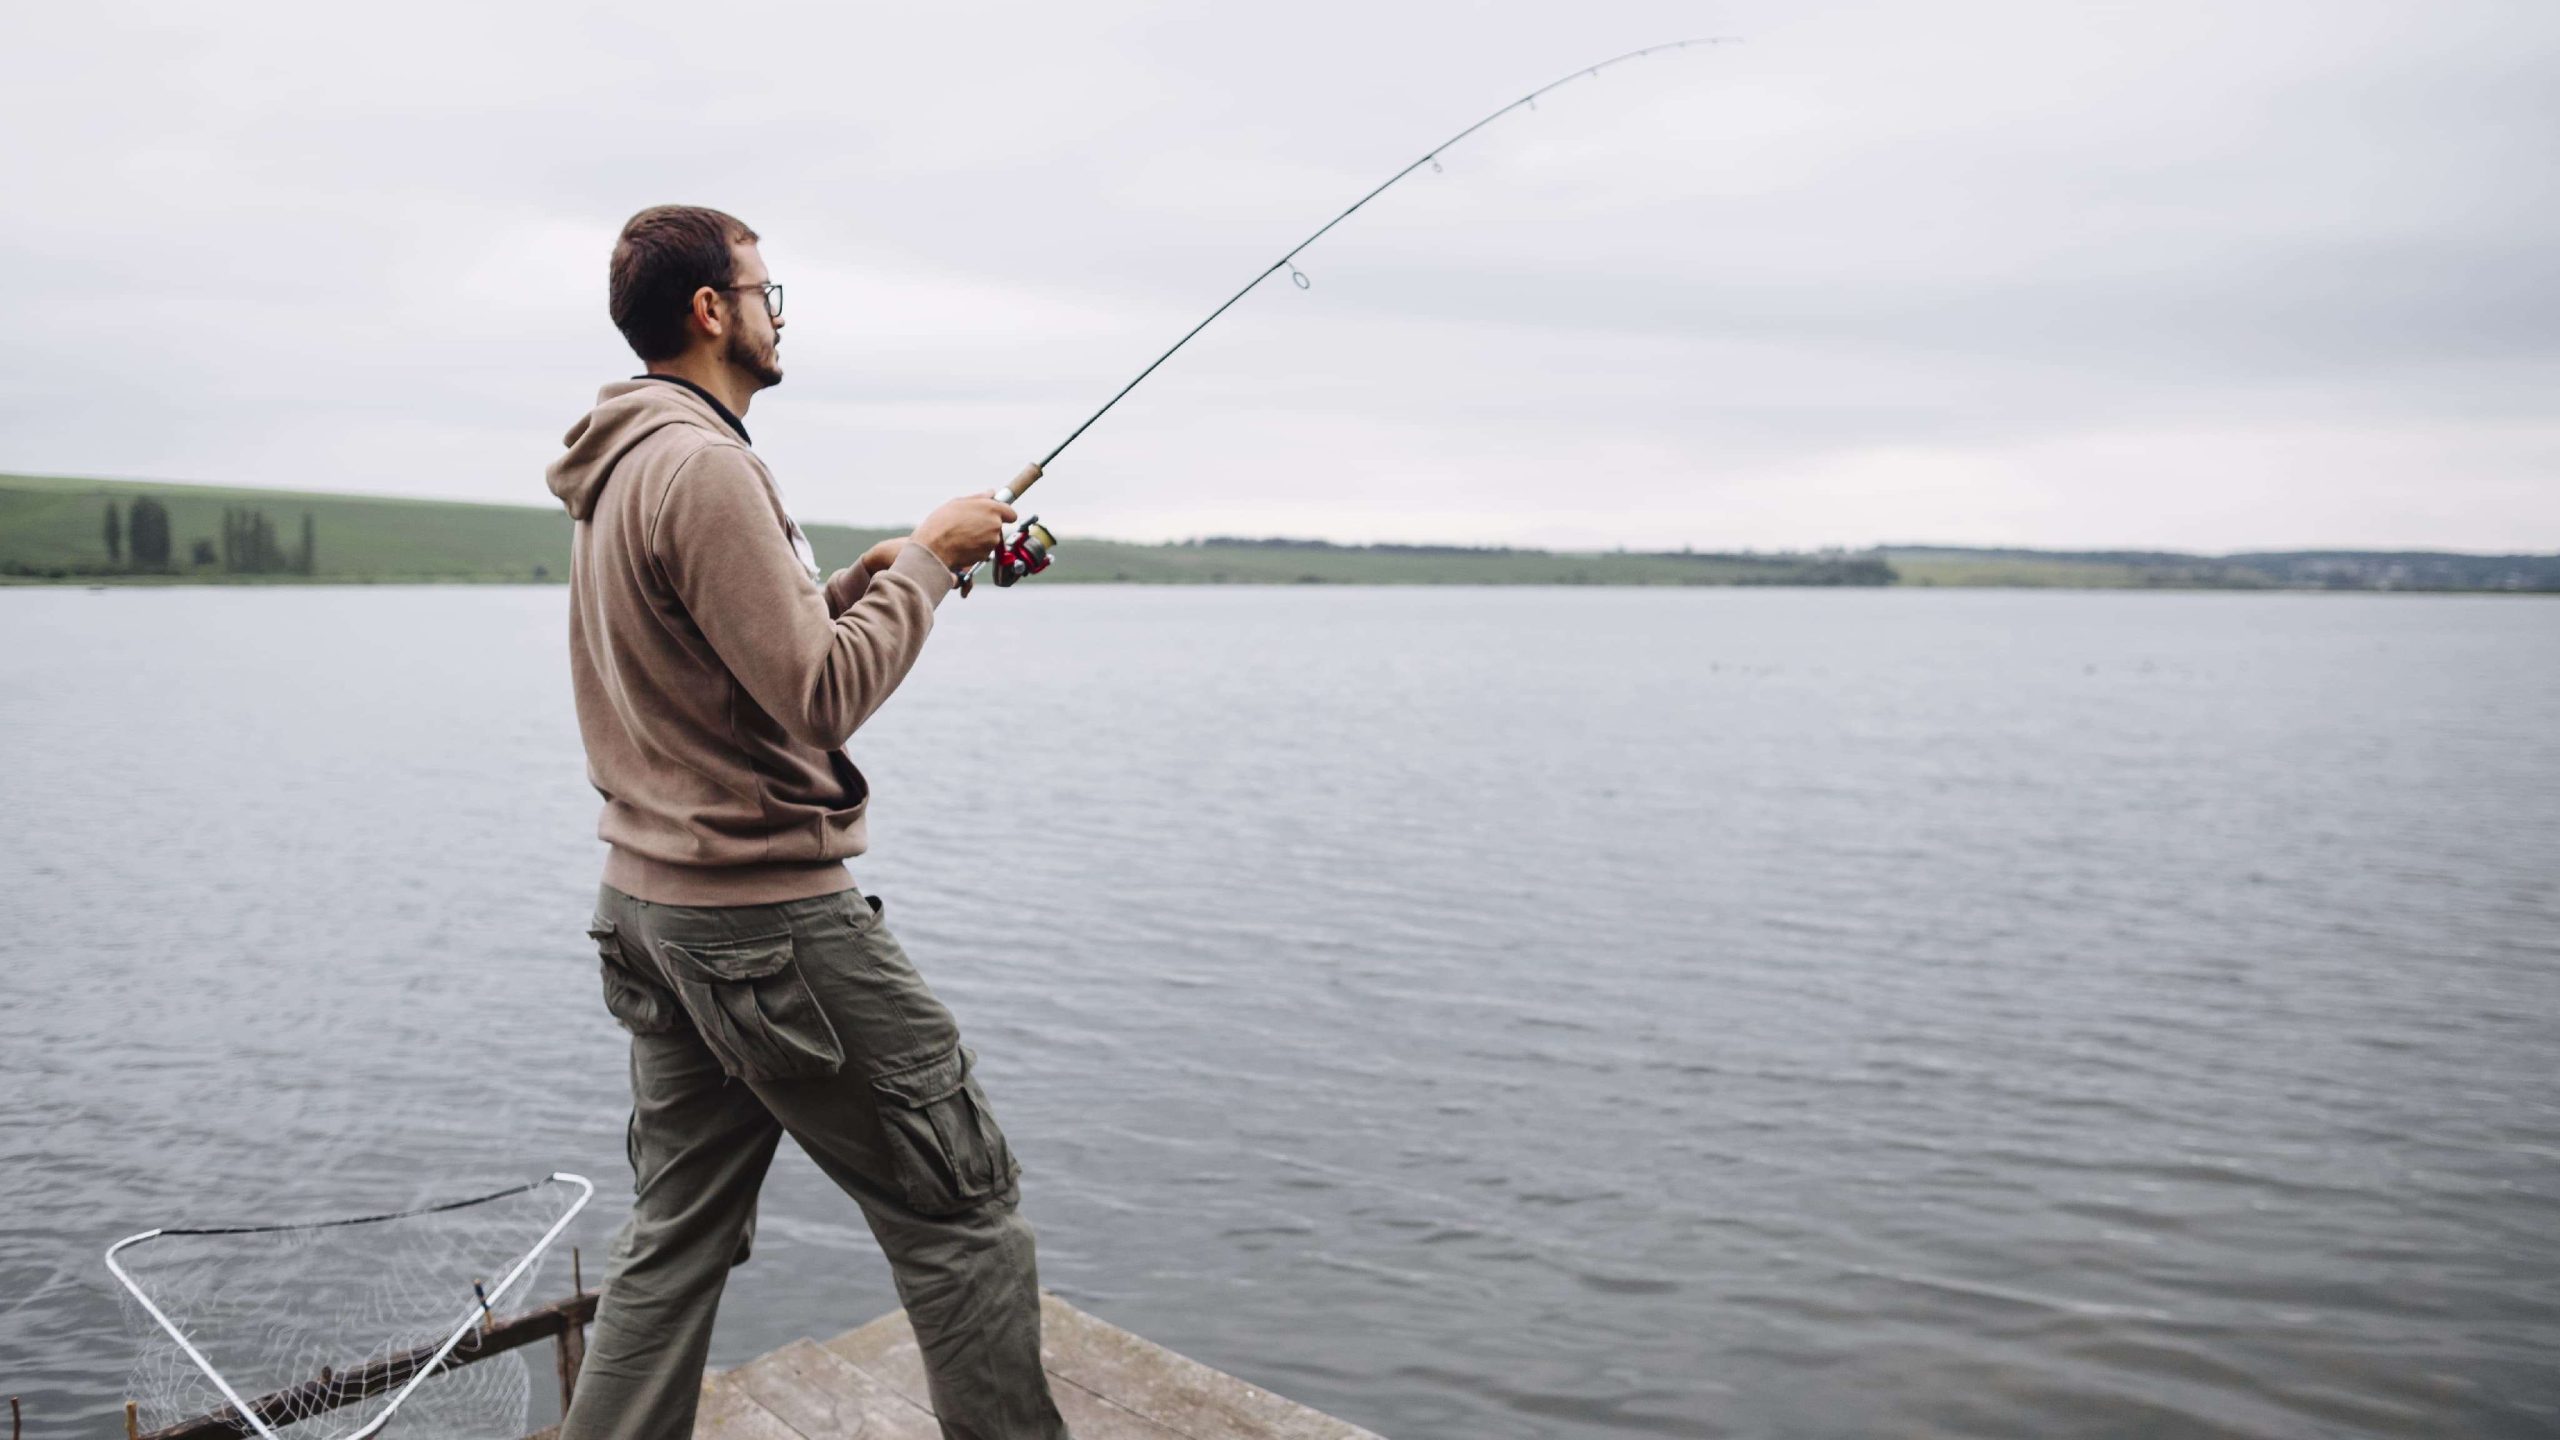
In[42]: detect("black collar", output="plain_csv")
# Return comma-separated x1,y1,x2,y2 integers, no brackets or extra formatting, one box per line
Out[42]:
633,373,751,446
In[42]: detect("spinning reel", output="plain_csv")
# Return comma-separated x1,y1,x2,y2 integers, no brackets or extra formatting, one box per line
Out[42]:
969,516,1054,596
954,464,1057,598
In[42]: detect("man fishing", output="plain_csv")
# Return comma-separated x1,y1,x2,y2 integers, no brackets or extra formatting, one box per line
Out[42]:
545,204,1068,1440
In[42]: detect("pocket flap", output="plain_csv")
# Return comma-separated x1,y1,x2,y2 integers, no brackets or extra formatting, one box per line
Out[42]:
661,932,795,983
872,1048,971,1107
586,919,617,944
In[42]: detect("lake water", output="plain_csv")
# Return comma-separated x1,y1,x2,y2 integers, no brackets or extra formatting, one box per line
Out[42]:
2,585,2556,1438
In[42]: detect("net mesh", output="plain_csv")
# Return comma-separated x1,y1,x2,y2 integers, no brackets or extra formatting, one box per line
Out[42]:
112,1175,588,1439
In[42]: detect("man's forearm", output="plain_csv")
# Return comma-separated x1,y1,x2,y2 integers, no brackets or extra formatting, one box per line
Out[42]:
824,565,870,618
788,543,955,746
658,452,952,751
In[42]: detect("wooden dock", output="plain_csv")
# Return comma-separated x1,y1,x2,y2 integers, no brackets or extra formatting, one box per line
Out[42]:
688,1295,1380,1440
112,1281,1377,1440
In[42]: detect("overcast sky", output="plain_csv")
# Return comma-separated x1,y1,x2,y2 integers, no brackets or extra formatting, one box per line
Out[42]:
4,0,2554,550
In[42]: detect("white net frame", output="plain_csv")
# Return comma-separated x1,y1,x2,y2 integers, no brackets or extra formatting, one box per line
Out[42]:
105,1171,593,1440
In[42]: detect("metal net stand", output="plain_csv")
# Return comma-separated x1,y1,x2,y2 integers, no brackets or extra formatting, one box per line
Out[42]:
107,1172,592,1439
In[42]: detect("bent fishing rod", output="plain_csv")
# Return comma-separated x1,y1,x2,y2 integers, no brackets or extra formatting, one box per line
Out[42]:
955,36,1737,594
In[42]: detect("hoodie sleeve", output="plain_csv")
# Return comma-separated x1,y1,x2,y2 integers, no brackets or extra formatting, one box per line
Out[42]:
823,564,870,617
650,444,953,749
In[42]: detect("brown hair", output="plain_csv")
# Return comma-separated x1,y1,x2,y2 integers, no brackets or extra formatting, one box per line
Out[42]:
609,205,759,361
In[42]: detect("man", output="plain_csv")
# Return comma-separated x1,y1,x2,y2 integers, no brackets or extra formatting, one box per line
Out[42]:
545,204,1068,1440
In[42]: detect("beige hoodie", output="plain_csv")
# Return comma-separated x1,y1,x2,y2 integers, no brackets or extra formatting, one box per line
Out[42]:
547,378,953,904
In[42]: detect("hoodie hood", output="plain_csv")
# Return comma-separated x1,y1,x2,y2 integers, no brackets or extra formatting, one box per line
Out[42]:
547,379,743,521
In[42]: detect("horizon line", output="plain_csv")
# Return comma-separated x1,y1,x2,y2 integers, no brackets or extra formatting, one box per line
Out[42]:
6,468,2551,562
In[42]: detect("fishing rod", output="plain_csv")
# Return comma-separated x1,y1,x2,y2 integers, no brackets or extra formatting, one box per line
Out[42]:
954,36,1738,595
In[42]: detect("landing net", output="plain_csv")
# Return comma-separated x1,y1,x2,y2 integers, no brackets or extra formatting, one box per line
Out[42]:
107,1172,592,1439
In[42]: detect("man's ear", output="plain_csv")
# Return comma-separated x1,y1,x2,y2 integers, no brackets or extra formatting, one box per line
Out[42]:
689,286,725,341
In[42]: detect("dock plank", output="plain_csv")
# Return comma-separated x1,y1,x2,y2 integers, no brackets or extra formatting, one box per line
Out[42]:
1045,1372,1200,1440
818,1312,1219,1440
729,1339,941,1440
816,1298,1381,1440
820,1311,933,1410
692,1376,806,1440
1033,1296,1382,1440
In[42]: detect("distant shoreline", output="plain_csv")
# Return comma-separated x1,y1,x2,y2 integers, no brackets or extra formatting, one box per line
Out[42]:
13,577,2560,598
6,471,2554,593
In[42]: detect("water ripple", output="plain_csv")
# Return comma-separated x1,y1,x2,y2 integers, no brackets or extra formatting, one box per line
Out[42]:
2,587,2556,1438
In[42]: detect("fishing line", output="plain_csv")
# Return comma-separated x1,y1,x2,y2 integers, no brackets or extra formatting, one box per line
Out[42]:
957,38,1737,593
986,36,1739,515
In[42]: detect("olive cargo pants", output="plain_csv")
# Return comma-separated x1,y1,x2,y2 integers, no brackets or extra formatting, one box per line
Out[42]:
561,885,1068,1440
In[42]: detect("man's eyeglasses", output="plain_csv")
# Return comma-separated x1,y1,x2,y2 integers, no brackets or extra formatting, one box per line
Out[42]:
718,282,783,319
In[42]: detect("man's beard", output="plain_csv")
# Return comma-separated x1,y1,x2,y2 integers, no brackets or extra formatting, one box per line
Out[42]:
726,326,783,388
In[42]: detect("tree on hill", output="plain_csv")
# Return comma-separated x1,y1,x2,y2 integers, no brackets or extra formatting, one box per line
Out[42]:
103,501,122,564
127,497,172,567
220,506,294,573
300,510,316,575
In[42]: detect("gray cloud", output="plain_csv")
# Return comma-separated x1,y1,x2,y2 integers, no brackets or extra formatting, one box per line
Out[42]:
2,0,2553,550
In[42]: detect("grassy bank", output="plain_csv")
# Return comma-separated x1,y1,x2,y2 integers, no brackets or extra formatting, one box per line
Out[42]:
0,472,575,583
0,472,1884,587
4,472,2552,590
1883,545,2560,591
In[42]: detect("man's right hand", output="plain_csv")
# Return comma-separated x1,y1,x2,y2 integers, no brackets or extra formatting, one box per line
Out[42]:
912,492,1019,571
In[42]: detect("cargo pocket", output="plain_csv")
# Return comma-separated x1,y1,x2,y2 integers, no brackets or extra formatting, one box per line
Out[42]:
871,1046,1019,1216
591,920,681,1036
658,931,845,1081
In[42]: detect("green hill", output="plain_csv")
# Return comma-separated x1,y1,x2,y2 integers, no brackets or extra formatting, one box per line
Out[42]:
1882,545,2560,591
0,472,1887,587
4,472,2551,590
0,472,578,583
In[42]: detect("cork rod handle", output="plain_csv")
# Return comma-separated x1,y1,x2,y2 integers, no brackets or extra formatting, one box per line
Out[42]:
995,462,1043,506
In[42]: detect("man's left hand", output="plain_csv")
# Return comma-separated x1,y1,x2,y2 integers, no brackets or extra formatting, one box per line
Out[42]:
823,538,909,617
